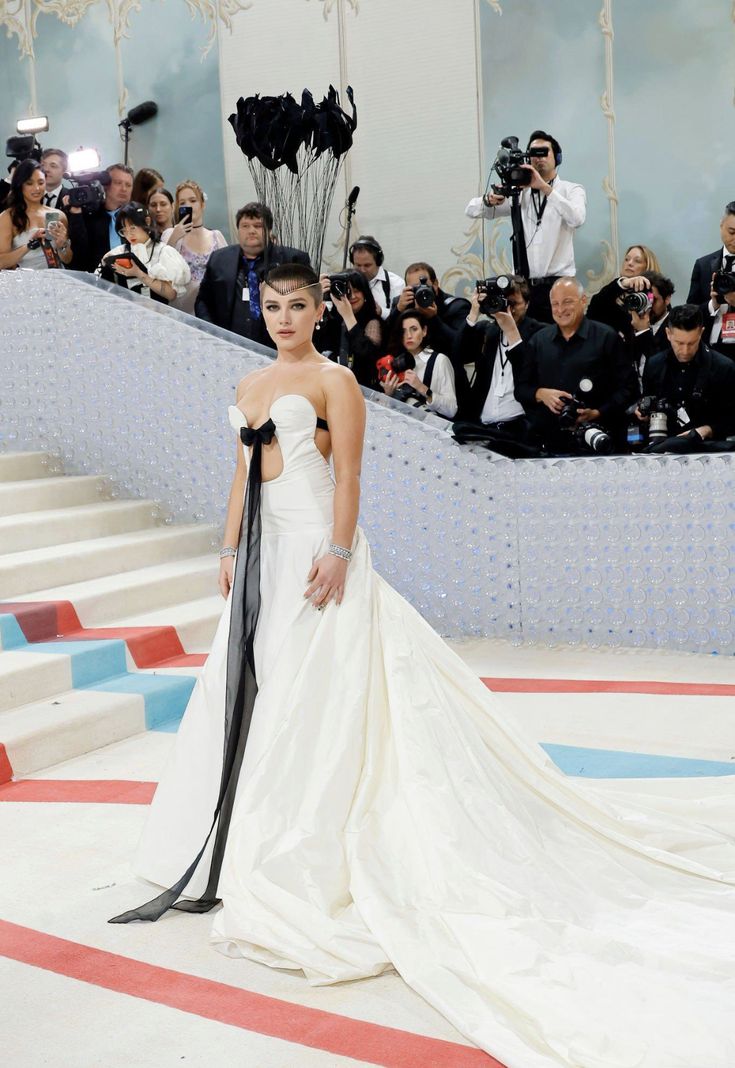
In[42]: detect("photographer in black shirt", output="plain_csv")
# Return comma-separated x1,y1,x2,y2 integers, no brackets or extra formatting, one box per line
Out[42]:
638,304,735,452
503,277,637,454
316,269,383,388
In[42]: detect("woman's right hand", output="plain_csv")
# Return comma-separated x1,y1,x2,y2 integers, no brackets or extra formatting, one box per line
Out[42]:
218,555,234,598
169,220,190,244
382,371,400,397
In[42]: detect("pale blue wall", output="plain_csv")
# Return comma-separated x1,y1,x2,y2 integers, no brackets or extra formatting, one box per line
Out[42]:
479,0,734,299
0,2,228,235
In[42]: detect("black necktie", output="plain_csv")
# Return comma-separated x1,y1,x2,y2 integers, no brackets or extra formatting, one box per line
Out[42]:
724,255,734,273
44,194,52,206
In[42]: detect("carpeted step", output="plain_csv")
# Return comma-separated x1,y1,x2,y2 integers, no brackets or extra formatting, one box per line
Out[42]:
0,451,60,482
0,474,108,517
109,595,224,653
0,525,214,598
0,499,162,554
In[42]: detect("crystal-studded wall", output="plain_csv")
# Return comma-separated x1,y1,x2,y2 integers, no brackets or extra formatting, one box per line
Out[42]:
1,271,733,654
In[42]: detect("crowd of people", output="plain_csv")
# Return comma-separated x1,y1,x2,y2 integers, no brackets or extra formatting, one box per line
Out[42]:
1,131,735,457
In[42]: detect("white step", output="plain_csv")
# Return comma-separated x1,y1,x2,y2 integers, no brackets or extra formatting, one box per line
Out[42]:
0,451,61,482
11,555,219,626
0,649,72,713
0,524,215,597
0,499,161,555
0,474,107,517
111,594,224,653
0,687,144,778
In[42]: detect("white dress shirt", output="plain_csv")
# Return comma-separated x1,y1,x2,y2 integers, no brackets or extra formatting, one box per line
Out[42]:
465,177,586,279
412,347,457,419
479,334,525,424
369,266,404,320
43,185,66,210
708,299,735,348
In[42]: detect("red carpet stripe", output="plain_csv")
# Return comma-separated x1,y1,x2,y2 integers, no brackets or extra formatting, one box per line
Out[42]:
0,920,502,1068
482,677,735,696
0,779,156,804
0,743,13,786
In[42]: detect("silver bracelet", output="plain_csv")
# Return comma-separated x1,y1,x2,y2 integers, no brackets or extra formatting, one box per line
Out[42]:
219,546,237,559
328,542,352,562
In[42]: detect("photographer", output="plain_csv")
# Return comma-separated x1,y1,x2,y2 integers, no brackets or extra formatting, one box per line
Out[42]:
348,235,404,321
465,130,586,323
687,201,735,305
630,271,676,383
65,163,134,272
0,158,72,271
639,304,735,451
587,244,661,342
380,310,458,419
454,275,543,443
505,277,636,454
316,270,383,388
97,201,189,304
389,262,471,353
703,265,735,359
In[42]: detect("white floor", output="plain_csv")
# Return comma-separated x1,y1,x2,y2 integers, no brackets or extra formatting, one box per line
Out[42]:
2,637,734,1068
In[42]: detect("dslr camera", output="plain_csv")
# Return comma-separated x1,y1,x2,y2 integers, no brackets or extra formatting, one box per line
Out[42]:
327,270,357,300
411,275,435,309
620,289,653,315
476,274,513,315
634,395,671,444
557,380,613,454
492,136,548,196
376,352,415,384
713,268,735,303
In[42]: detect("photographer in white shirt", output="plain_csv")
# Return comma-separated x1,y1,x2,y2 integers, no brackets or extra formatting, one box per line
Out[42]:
465,130,586,323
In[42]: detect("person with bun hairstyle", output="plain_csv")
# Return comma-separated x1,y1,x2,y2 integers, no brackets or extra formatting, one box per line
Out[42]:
97,201,189,304
164,179,227,313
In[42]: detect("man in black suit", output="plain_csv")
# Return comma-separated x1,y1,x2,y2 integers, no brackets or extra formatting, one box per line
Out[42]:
63,163,134,272
454,275,543,440
701,271,735,360
195,202,310,346
686,201,735,305
640,303,735,451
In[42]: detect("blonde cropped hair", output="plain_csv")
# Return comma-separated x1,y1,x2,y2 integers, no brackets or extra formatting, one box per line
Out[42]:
174,179,206,208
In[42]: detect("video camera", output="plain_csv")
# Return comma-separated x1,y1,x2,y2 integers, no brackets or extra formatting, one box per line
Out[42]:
476,275,513,315
492,136,547,197
64,149,110,211
5,134,42,166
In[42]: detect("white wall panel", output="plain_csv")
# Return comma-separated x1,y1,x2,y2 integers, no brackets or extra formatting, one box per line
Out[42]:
217,0,482,281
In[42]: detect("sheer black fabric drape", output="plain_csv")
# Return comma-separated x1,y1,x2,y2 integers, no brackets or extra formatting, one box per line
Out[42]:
109,420,276,923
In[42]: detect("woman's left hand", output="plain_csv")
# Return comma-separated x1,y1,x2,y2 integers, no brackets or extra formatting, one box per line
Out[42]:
403,369,427,395
115,262,146,280
304,553,348,608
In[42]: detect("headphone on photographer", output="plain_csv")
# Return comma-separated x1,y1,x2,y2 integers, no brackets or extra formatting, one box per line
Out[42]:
527,130,562,168
348,235,384,267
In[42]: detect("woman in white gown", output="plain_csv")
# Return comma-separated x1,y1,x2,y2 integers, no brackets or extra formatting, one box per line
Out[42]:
112,264,735,1068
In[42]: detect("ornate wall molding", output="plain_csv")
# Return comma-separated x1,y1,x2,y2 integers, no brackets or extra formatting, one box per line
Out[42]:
185,0,252,57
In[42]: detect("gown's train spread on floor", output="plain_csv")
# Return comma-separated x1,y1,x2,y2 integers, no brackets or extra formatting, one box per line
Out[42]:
132,395,735,1068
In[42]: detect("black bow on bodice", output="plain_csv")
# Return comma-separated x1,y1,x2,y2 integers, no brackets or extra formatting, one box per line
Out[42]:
240,419,276,448
109,416,278,924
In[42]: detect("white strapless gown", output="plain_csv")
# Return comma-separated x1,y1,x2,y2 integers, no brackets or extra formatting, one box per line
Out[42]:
134,394,735,1068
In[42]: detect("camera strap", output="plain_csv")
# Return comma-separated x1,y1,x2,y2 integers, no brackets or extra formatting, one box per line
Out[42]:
423,349,439,391
530,177,554,228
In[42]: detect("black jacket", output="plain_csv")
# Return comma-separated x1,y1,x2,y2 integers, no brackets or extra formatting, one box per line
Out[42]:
315,314,383,388
66,205,118,273
642,342,735,440
455,315,544,421
513,317,637,421
195,242,310,346
687,249,723,305
587,278,636,342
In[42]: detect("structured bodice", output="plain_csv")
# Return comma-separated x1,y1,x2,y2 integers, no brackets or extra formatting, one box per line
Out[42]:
228,394,334,534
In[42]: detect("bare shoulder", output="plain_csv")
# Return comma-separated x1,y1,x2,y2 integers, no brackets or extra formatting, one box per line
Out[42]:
235,366,271,403
319,360,365,403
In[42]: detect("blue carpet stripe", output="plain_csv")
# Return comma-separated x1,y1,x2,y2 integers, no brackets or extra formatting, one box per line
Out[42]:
80,672,196,730
542,743,735,779
0,613,28,650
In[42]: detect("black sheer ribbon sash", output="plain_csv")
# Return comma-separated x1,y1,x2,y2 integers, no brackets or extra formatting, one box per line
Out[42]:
109,419,276,923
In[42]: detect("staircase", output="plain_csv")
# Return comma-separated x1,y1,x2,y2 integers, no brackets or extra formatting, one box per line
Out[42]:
0,451,220,783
